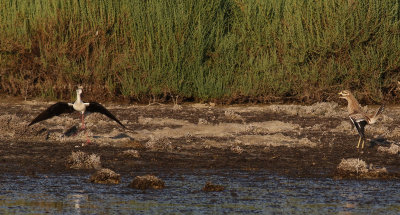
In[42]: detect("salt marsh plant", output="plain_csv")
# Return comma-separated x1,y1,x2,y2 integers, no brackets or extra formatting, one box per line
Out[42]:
0,0,399,103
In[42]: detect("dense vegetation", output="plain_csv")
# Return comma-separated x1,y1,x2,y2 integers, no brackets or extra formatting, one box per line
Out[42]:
1,0,400,103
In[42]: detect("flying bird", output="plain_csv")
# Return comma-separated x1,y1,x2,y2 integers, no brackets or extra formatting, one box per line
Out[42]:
338,90,384,149
29,87,125,143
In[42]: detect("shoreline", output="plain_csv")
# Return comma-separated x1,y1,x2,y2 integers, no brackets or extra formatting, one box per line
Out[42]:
0,102,399,179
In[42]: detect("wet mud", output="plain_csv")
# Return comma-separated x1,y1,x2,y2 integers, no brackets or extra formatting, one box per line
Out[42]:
0,101,400,180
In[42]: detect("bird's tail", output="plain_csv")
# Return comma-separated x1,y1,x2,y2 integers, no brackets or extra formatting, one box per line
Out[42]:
368,104,384,124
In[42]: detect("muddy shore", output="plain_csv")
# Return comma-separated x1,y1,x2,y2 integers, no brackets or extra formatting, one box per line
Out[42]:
0,100,399,179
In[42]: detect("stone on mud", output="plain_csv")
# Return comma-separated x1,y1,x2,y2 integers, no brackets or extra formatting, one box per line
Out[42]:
67,151,102,169
89,168,121,184
336,158,388,179
123,149,140,158
128,175,165,190
230,145,244,154
224,110,244,121
202,182,225,192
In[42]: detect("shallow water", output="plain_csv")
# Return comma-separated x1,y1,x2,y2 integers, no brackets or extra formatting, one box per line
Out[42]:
1,170,400,214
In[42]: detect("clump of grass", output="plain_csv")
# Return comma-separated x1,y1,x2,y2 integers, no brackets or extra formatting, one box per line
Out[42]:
1,0,400,103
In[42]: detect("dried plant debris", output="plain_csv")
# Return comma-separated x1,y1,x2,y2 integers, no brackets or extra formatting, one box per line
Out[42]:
336,158,389,179
377,143,400,155
66,151,101,169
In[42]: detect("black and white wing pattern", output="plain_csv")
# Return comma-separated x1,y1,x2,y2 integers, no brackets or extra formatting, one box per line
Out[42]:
29,102,75,126
86,102,126,128
349,113,368,139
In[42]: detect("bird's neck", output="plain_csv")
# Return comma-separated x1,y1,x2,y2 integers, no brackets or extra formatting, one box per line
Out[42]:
76,93,83,104
346,95,362,114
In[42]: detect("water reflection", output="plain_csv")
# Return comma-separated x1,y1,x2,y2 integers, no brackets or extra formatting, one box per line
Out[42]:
67,193,88,214
0,171,400,214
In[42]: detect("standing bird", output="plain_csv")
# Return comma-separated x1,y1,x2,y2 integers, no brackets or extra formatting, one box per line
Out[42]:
29,87,126,143
338,90,384,149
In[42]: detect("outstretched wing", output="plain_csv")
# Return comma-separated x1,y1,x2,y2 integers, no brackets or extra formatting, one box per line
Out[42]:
86,102,126,128
29,102,75,126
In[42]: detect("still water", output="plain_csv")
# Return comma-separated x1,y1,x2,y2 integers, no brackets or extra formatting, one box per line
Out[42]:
0,169,399,214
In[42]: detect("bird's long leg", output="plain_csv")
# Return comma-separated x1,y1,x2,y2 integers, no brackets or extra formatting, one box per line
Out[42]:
73,113,86,135
81,114,91,145
361,139,365,149
357,136,362,148
81,114,85,130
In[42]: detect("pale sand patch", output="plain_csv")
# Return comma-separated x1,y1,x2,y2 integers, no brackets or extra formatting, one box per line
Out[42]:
247,121,301,133
132,123,243,140
137,116,190,126
130,121,301,141
221,103,340,117
237,134,317,147
265,102,341,117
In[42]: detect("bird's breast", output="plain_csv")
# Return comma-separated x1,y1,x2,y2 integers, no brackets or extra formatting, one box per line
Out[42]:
73,102,86,112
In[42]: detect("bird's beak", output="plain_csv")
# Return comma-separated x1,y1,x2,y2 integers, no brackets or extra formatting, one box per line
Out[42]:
338,91,344,98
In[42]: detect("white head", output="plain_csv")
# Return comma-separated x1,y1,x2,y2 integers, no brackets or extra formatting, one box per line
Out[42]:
76,86,83,95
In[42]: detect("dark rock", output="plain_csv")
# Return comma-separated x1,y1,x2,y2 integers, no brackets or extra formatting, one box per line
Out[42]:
202,182,225,192
89,168,120,184
128,174,165,190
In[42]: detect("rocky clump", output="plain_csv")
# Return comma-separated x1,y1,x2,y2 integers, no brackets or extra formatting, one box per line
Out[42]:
128,175,165,190
89,168,121,184
202,182,225,192
66,151,102,169
335,158,388,179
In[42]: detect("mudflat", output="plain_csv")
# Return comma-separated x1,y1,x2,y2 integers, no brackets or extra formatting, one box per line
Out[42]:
0,101,399,179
